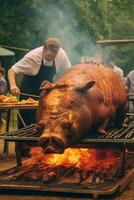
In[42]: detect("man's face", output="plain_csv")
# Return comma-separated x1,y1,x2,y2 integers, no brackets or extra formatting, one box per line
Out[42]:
43,48,58,62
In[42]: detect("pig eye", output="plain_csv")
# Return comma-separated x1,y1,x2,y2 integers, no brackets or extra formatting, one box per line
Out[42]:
66,100,75,108
69,100,75,105
62,120,72,129
69,100,75,104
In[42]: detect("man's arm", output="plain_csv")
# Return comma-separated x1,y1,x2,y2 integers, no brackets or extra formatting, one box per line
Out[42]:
8,68,20,94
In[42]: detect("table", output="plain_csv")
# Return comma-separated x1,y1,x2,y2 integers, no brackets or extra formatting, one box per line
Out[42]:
0,104,38,154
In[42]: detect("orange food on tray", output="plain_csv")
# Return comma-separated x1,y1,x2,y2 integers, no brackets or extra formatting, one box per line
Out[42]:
0,95,38,105
18,97,38,104
0,95,6,102
0,95,18,103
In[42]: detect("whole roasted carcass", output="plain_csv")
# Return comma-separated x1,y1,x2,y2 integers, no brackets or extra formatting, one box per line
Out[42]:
36,64,127,154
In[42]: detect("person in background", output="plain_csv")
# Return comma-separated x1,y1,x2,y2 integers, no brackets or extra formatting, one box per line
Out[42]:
126,69,134,114
110,61,124,81
8,37,71,127
126,69,134,93
0,66,7,125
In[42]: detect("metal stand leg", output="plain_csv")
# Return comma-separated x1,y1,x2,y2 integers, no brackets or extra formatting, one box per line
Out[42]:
118,145,126,178
15,142,22,166
3,110,11,154
14,111,26,166
17,111,26,127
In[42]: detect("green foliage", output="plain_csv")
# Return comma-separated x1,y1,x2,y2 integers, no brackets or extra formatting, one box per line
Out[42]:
0,0,45,48
0,0,133,73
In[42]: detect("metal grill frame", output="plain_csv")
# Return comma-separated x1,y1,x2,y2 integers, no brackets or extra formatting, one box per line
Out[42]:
0,121,133,177
0,120,133,144
0,168,134,200
0,94,134,174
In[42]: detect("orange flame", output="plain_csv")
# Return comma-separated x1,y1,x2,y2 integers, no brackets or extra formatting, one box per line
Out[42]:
22,147,120,173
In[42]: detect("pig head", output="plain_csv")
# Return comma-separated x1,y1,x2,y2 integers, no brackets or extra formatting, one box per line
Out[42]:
36,80,97,154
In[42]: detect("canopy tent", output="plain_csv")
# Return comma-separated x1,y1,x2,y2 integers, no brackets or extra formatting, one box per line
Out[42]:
0,46,15,69
0,47,15,56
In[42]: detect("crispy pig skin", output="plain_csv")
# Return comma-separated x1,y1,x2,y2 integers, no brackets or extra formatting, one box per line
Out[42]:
37,64,127,153
56,64,126,107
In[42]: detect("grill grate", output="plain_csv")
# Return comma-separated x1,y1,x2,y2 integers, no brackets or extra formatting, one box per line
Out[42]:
88,121,134,140
0,124,40,141
0,120,134,146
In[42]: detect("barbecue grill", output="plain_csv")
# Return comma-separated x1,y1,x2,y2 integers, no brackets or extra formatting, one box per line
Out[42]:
0,96,133,199
0,117,134,169
1,120,134,142
0,123,134,200
0,120,134,200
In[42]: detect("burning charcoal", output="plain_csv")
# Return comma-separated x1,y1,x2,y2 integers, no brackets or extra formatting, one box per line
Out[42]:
59,170,81,184
99,171,107,180
53,166,76,180
23,171,42,181
99,168,117,181
105,167,118,180
1,171,26,181
81,172,94,184
52,166,68,176
62,167,76,177
4,166,37,181
97,175,104,184
80,171,89,182
42,172,57,183
95,177,101,184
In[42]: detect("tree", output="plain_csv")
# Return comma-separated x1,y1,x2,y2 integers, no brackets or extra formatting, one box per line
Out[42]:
0,0,133,72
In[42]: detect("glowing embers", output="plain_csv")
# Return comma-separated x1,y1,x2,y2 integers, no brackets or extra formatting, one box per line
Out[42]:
2,147,121,185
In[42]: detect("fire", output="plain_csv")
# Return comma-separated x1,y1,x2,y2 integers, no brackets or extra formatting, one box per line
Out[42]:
3,147,121,183
22,147,120,173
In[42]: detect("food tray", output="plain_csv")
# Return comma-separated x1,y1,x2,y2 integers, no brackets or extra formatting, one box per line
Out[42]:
0,103,39,109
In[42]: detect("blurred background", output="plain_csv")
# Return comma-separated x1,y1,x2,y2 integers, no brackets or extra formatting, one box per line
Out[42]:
0,0,133,79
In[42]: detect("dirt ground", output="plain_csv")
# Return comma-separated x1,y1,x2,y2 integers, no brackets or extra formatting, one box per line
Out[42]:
0,139,134,200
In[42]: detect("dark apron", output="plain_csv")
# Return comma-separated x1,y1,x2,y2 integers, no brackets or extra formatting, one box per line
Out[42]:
19,59,56,128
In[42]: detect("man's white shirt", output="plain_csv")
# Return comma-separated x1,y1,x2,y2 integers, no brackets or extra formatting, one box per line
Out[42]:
11,46,71,80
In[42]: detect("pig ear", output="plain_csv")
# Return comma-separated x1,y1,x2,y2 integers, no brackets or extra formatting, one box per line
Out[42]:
75,81,96,93
40,81,69,91
39,80,55,91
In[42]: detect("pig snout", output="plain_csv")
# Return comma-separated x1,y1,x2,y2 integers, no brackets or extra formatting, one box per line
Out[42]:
38,131,67,154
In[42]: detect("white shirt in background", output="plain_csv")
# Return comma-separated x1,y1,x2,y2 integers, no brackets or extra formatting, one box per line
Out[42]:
127,70,134,93
112,65,124,79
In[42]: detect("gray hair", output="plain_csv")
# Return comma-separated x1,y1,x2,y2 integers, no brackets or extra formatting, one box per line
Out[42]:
44,37,61,53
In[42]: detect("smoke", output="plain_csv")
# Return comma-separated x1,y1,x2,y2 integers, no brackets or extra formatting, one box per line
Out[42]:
42,3,100,64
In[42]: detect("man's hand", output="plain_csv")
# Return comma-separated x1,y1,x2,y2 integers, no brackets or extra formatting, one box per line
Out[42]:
10,86,20,95
8,68,20,95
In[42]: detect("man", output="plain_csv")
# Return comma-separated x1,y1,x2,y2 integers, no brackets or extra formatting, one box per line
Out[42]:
126,69,134,114
0,66,7,95
0,66,7,125
8,37,71,156
110,61,124,81
126,69,134,93
8,37,71,126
